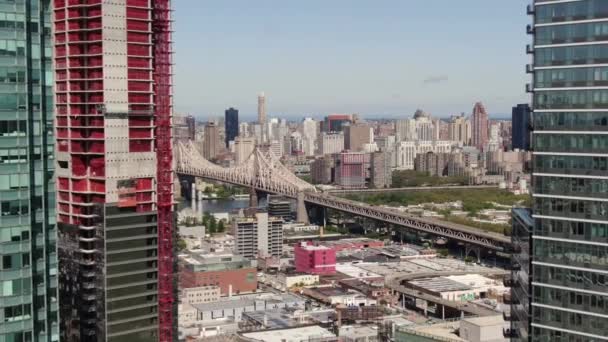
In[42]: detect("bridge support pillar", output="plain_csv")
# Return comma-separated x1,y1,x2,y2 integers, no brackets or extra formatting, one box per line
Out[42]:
465,244,481,263
249,187,258,208
296,192,309,224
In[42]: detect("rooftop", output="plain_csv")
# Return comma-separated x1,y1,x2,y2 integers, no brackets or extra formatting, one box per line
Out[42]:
461,314,505,327
407,277,472,293
240,325,336,342
192,293,305,313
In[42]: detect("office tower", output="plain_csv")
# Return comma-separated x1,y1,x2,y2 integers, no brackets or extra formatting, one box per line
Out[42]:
224,107,239,148
257,92,266,125
512,104,531,151
234,137,256,164
300,117,318,156
53,1,175,341
526,2,608,340
185,115,195,140
234,212,283,260
318,132,344,155
0,2,57,342
344,123,373,152
448,114,471,145
471,102,489,150
203,122,220,160
321,114,353,132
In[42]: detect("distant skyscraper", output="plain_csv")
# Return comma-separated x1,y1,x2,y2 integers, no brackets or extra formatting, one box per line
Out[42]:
224,107,239,148
54,0,176,340
471,102,489,150
257,92,267,125
524,1,608,341
203,122,220,159
185,114,196,140
344,123,374,152
448,114,471,145
234,137,256,164
322,114,353,132
511,104,531,151
0,3,58,342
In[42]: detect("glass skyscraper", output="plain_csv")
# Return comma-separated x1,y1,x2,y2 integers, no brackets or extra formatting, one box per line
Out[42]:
529,0,608,340
0,0,57,342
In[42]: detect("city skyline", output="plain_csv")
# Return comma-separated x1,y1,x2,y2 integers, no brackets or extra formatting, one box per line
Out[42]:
173,0,529,119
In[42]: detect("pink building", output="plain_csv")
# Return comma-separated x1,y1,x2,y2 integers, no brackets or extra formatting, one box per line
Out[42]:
294,242,336,275
471,101,489,150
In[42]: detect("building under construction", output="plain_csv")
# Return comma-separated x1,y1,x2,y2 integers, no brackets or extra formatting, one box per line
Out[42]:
53,0,176,341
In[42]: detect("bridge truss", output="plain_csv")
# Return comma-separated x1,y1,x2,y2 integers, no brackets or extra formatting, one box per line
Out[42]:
175,141,511,252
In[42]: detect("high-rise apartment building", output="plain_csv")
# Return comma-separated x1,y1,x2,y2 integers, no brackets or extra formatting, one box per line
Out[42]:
524,2,608,340
202,122,220,160
0,2,58,342
512,104,531,151
233,137,256,164
53,1,175,341
370,151,392,188
234,212,283,260
471,102,489,150
224,107,239,148
448,114,471,145
318,132,344,155
257,92,266,125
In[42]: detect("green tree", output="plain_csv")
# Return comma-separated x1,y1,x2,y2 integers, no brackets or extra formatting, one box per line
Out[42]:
177,238,187,251
217,219,226,233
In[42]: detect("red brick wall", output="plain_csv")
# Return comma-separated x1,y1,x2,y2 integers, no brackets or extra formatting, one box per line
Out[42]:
180,267,257,295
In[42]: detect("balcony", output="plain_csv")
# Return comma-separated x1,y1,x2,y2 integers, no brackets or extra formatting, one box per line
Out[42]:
526,64,533,74
527,4,535,15
526,44,534,54
503,311,512,321
525,83,533,93
503,277,517,287
526,24,534,35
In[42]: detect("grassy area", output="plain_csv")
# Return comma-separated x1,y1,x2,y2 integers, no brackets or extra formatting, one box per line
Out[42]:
392,170,469,187
344,188,531,235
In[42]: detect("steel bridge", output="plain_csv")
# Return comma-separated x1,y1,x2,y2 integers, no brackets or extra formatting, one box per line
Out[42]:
175,141,512,253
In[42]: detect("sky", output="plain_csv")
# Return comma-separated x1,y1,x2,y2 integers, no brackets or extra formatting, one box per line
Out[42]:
173,0,531,121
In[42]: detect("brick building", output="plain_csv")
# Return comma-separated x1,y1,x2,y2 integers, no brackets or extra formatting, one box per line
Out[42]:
180,252,257,296
294,242,336,275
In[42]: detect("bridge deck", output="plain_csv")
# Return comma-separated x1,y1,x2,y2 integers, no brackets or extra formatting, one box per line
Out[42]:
304,193,511,248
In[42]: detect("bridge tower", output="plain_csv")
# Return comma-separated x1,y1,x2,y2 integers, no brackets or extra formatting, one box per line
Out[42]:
296,191,309,224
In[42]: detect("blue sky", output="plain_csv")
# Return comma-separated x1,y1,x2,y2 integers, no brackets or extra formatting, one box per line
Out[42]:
173,0,531,120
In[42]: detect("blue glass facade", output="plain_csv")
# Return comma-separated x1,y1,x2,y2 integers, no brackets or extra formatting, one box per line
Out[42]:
529,0,608,340
0,0,57,341
224,107,238,148
512,104,531,151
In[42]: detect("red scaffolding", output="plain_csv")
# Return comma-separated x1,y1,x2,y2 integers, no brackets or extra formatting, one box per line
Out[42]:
152,0,175,341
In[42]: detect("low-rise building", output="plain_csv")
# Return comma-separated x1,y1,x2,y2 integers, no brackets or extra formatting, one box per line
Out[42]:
180,251,257,296
234,212,284,259
294,242,336,275
182,285,221,304
302,286,376,306
263,272,320,291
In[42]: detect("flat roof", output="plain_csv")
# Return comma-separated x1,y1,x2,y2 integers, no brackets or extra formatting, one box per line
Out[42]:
462,315,505,327
192,293,304,313
408,277,472,293
241,325,336,342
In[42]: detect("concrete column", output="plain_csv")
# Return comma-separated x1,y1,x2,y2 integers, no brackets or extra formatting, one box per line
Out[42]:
191,183,196,211
296,192,309,224
198,190,204,219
